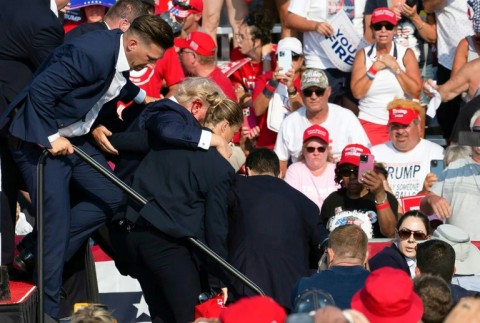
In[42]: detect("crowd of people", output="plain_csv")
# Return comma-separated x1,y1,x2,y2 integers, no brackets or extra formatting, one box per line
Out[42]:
1,0,480,322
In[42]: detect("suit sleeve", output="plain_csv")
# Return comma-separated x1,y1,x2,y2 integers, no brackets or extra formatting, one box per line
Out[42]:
31,18,64,69
10,45,102,147
145,108,203,148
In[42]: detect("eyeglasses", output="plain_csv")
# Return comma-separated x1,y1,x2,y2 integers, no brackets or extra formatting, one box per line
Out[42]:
338,167,358,177
396,228,428,241
372,23,395,31
302,88,326,97
306,146,327,153
173,0,194,10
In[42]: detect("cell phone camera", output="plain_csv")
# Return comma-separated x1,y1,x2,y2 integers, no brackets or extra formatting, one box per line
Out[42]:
431,160,438,166
279,51,285,57
360,154,368,162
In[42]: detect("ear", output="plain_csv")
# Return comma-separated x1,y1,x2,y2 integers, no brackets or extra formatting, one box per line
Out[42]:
253,38,262,49
190,99,203,116
245,167,251,176
326,247,335,267
119,18,130,32
221,120,229,132
325,87,332,98
126,38,138,52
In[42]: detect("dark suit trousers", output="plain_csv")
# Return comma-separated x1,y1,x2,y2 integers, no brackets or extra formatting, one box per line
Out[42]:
9,136,123,318
110,225,201,323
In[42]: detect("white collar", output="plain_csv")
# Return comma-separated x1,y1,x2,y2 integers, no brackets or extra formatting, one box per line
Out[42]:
117,35,130,72
50,0,58,17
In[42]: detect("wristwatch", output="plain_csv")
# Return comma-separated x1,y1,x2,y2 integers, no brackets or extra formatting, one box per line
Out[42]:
394,68,401,75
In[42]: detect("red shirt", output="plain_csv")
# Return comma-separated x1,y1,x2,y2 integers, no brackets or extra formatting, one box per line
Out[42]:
252,71,301,149
229,47,277,93
128,47,184,97
209,67,237,101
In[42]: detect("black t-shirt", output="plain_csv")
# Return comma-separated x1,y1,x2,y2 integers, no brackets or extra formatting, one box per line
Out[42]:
320,188,398,238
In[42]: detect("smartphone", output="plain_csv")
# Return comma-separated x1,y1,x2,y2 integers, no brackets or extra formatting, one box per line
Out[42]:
277,49,292,74
405,0,417,7
358,154,375,182
242,106,256,131
430,159,445,178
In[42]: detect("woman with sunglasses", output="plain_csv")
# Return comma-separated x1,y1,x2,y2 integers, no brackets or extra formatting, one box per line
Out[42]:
351,7,422,145
284,125,339,210
320,144,398,239
369,210,431,278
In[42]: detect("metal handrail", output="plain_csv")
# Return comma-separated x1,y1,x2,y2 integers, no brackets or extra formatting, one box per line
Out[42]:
37,150,50,323
72,146,265,296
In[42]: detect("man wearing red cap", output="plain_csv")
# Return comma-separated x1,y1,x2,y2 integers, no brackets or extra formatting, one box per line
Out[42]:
170,0,204,36
371,98,444,199
321,144,398,239
175,31,236,101
274,68,370,176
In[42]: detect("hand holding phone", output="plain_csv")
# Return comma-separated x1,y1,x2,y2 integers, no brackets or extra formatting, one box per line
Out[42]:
242,106,257,134
430,159,445,178
277,49,292,75
358,154,375,182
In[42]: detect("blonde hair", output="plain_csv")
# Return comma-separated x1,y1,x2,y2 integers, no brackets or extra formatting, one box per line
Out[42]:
204,98,243,128
174,77,226,108
387,98,423,114
71,306,116,323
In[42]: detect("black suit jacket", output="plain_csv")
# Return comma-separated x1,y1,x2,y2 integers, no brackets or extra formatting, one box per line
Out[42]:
0,0,64,115
64,22,107,43
227,175,325,309
0,30,140,148
125,142,235,260
369,244,410,276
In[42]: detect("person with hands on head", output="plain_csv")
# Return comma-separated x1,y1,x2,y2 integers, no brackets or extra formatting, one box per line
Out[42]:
252,37,304,149
321,144,398,239
351,7,422,145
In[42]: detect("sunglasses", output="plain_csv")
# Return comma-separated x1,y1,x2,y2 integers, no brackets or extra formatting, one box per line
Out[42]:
372,23,395,31
173,0,194,10
306,146,327,153
302,88,326,97
338,167,358,177
397,228,428,241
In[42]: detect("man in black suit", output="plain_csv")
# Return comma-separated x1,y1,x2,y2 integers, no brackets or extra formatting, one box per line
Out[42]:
227,148,325,311
0,15,174,320
0,0,66,268
111,87,235,321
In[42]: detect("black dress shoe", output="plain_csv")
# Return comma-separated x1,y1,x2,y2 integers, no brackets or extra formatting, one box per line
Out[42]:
13,248,35,274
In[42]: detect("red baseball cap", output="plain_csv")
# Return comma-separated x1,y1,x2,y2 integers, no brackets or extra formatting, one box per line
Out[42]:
371,7,398,26
170,0,203,18
338,144,371,167
351,267,423,323
388,107,419,125
174,31,216,57
303,124,329,144
219,296,286,323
